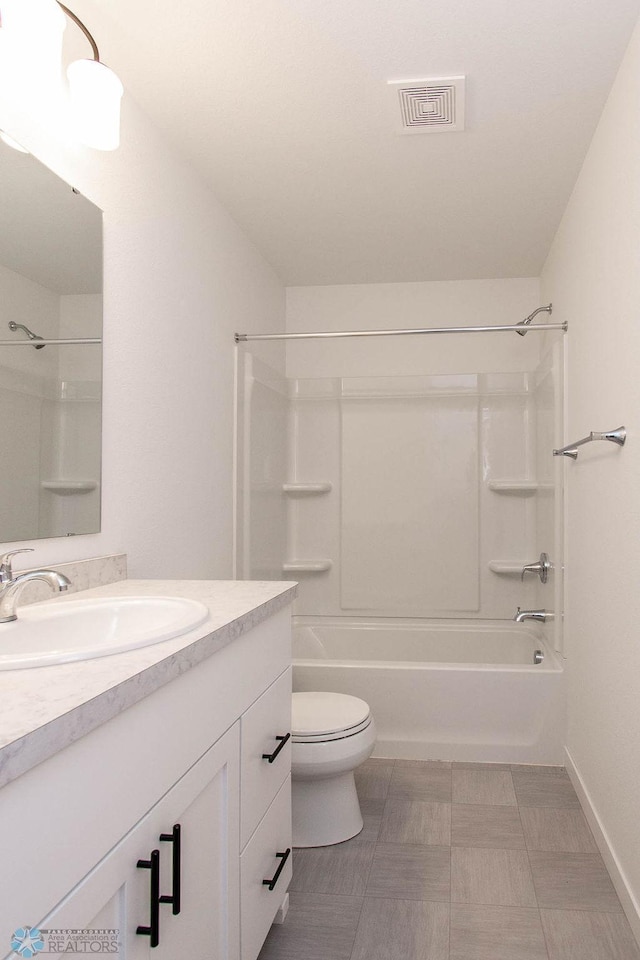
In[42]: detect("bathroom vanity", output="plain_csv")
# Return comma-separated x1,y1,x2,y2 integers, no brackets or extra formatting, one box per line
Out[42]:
0,579,296,960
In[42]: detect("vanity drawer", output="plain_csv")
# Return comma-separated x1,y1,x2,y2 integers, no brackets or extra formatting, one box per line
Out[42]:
240,667,291,848
240,775,292,960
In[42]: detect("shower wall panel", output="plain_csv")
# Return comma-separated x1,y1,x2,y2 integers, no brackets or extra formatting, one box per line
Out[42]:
533,341,564,654
341,395,479,615
236,353,288,580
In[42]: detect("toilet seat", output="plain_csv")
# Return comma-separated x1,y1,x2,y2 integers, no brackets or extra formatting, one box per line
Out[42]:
292,691,371,743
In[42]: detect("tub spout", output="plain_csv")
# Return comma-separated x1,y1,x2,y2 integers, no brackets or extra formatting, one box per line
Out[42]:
514,608,554,623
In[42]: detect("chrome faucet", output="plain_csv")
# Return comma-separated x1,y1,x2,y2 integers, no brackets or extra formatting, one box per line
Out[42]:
0,549,71,623
513,607,554,623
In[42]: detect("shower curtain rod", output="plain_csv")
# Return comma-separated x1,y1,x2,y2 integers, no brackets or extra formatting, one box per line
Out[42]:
0,338,102,345
235,322,567,343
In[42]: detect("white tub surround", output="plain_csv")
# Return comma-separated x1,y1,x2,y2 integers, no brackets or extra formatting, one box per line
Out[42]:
293,618,564,764
0,578,296,788
0,579,296,960
238,359,563,635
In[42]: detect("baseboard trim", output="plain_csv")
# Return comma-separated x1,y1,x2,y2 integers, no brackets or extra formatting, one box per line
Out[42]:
565,747,640,945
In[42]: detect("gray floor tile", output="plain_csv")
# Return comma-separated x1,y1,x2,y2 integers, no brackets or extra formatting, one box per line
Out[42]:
257,893,363,960
450,903,548,960
512,768,580,809
541,908,640,960
452,767,517,805
451,803,526,848
451,846,537,907
355,759,395,800
290,837,376,896
388,760,452,802
520,806,598,853
359,797,385,842
379,799,451,845
365,842,450,901
530,851,622,912
350,897,449,960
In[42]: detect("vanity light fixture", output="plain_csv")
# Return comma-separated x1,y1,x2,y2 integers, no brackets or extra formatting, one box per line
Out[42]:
56,2,124,151
0,0,123,151
0,0,67,98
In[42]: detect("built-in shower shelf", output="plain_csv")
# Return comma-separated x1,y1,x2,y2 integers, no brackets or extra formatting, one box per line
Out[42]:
41,480,98,495
488,561,527,575
282,560,333,573
488,480,540,495
282,482,332,495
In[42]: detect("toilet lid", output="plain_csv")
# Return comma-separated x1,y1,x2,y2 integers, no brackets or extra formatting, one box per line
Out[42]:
292,691,370,738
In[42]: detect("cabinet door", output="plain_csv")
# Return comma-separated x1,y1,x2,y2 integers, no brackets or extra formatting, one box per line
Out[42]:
18,725,240,960
240,776,292,960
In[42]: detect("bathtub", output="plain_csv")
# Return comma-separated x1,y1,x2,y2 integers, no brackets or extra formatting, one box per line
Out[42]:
292,617,565,764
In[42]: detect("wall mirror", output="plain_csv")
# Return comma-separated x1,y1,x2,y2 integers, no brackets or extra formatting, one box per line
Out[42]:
0,136,102,542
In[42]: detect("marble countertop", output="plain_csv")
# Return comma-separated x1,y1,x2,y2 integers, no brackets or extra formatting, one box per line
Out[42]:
0,579,297,790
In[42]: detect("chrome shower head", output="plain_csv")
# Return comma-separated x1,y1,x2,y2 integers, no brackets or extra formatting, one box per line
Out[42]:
515,303,553,336
8,321,45,349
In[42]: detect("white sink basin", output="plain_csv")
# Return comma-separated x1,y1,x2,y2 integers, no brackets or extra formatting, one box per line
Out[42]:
0,596,210,670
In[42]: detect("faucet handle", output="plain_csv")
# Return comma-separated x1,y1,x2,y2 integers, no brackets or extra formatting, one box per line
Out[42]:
521,552,551,583
0,548,34,582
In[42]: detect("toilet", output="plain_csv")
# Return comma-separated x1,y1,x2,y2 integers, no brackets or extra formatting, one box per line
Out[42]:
291,691,376,847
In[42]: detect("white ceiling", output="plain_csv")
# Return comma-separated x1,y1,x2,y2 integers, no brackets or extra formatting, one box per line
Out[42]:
81,0,639,285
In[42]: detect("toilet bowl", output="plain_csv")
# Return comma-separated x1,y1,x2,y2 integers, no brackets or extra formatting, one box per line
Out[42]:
291,691,376,847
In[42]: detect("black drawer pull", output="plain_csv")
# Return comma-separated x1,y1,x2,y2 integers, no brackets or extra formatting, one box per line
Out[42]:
263,848,291,891
136,849,160,948
159,823,181,915
262,733,291,764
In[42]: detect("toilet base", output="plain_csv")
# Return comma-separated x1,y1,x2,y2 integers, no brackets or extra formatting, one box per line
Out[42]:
292,771,363,847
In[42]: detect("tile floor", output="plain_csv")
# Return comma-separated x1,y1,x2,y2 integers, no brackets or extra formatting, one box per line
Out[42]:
258,760,640,960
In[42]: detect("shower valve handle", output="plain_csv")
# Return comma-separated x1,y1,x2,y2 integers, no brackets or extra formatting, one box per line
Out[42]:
521,553,551,584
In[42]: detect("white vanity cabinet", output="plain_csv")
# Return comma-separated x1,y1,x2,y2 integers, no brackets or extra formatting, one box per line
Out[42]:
0,601,293,960
40,724,241,960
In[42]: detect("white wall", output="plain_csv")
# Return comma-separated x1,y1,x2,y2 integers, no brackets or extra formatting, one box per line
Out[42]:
542,19,640,931
0,59,284,577
286,279,542,379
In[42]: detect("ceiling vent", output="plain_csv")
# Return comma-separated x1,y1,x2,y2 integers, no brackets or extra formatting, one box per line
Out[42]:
388,76,465,134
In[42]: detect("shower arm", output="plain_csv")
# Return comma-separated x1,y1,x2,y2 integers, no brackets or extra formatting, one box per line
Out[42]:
7,321,45,349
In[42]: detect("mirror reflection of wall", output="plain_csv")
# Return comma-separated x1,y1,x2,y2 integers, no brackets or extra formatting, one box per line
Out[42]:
0,136,103,542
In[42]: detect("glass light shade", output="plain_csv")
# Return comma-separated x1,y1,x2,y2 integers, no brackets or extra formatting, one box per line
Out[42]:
0,0,66,98
67,58,123,151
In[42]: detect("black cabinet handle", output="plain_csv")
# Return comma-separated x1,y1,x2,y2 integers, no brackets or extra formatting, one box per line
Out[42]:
262,848,291,891
262,733,291,764
136,849,160,948
159,823,181,915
